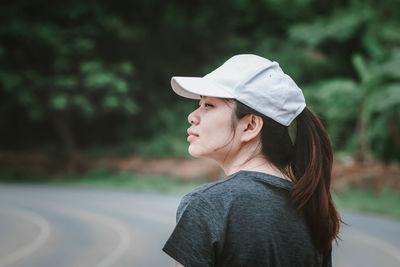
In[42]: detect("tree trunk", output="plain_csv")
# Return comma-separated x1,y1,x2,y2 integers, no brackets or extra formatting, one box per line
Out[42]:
387,119,400,147
355,98,372,162
352,54,373,162
52,112,80,174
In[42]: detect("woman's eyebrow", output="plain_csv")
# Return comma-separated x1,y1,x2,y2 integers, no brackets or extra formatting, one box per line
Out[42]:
199,96,209,104
202,96,215,102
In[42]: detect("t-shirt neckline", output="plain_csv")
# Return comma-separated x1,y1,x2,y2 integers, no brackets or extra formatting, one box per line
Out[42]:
229,170,293,190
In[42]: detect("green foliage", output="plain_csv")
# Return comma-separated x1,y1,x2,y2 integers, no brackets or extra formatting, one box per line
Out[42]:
1,0,400,162
294,0,400,161
133,102,196,157
0,168,204,195
333,186,400,220
289,6,372,47
0,2,138,121
304,79,360,150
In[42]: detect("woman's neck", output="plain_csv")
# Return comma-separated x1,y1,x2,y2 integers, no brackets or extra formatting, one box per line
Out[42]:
219,150,291,181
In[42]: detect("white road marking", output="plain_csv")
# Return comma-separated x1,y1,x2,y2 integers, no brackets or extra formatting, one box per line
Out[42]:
91,215,130,267
63,209,131,267
0,194,142,267
0,207,51,267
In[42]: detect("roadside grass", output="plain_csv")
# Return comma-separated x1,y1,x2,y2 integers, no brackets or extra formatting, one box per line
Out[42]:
333,187,400,220
0,168,204,196
1,169,399,220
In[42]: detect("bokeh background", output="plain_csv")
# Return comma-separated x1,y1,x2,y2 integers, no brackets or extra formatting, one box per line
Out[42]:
1,0,399,217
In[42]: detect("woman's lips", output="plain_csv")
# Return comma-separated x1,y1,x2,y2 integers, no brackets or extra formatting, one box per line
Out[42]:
187,135,197,142
187,129,199,142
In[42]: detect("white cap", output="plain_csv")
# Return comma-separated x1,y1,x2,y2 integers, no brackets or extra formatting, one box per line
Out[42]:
171,54,306,126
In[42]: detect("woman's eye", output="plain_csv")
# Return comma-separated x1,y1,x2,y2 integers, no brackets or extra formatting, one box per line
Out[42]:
198,101,213,108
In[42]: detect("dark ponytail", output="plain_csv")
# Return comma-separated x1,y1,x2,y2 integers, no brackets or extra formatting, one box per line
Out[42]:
289,107,340,253
235,102,340,254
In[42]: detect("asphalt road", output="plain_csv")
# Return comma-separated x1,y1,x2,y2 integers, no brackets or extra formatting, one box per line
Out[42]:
0,183,399,267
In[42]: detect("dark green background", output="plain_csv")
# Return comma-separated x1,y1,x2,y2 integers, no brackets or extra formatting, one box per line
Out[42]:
1,0,399,168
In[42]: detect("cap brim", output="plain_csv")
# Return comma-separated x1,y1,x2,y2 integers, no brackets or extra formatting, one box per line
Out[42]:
171,76,235,100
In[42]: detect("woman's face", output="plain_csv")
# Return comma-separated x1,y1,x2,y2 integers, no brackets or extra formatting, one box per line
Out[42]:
187,96,239,161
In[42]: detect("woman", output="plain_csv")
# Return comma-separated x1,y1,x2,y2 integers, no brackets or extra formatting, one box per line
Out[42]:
163,54,340,267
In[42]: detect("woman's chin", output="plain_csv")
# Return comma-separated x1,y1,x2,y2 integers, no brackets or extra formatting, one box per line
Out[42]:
188,145,205,158
188,147,200,157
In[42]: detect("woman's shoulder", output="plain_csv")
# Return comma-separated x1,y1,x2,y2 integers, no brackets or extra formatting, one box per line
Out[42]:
175,180,227,222
185,171,244,197
190,170,291,197
180,171,283,210
177,172,241,209
176,170,294,223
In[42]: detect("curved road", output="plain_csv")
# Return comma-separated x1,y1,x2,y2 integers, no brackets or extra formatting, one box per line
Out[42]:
0,184,399,267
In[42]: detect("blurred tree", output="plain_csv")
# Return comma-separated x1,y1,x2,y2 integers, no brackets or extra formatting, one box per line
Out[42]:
0,2,138,172
0,0,399,166
290,0,400,161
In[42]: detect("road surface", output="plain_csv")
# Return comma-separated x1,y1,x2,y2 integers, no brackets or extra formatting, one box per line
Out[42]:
0,183,399,267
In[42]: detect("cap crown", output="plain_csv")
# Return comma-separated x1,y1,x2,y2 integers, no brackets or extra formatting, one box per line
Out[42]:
205,54,305,126
171,54,306,126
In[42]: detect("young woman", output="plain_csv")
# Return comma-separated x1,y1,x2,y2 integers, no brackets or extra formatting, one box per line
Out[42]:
163,54,340,267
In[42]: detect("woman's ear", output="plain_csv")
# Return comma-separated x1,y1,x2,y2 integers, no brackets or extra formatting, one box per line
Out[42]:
239,114,263,142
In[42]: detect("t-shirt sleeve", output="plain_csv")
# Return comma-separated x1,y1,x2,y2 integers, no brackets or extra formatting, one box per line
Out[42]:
162,193,222,267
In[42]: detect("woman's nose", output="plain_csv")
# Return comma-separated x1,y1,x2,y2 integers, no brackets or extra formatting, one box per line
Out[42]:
188,110,199,125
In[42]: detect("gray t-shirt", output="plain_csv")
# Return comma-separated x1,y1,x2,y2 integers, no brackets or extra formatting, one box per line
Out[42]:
163,170,332,267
